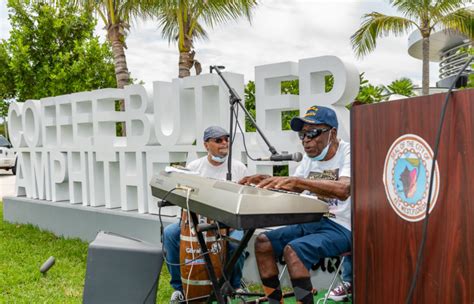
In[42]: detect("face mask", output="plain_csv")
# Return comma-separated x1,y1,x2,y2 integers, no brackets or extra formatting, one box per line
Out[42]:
310,132,331,161
210,154,227,163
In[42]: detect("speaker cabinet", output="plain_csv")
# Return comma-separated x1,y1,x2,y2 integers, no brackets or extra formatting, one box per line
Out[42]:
83,231,163,304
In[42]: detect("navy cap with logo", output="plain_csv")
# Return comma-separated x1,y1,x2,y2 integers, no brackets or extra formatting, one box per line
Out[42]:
290,105,338,131
203,126,229,142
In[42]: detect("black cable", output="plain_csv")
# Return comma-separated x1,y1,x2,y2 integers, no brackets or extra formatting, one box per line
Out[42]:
145,187,220,303
157,187,215,266
142,250,214,304
232,105,239,146
215,222,232,288
142,267,160,304
158,187,178,244
405,55,473,304
142,187,179,304
232,105,258,161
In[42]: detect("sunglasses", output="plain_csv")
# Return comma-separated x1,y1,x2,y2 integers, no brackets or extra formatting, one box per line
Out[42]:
209,136,229,144
298,128,331,140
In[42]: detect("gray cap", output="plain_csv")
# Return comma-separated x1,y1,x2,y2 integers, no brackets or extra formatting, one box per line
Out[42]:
203,126,229,141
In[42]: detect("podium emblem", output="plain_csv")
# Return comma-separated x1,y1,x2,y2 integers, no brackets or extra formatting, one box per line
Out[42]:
383,134,440,222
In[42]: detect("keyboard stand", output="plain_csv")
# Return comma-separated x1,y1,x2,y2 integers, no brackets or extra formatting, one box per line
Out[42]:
186,209,257,304
210,228,257,303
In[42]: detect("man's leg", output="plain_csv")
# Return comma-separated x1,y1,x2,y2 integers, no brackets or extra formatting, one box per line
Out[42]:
327,255,353,302
284,219,351,304
255,224,309,303
341,255,352,283
228,229,245,289
255,233,283,304
283,246,314,304
163,222,183,292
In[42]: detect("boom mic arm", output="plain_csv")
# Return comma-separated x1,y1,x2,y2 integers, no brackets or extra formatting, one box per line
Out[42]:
211,63,281,180
210,65,226,73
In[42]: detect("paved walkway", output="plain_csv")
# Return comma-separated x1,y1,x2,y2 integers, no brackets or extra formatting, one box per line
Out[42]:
0,169,15,200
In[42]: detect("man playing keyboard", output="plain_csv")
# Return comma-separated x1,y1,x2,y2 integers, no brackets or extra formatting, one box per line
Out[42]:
163,126,248,303
239,106,352,303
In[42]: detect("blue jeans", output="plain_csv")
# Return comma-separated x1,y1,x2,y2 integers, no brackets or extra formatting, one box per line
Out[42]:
163,222,245,291
264,218,352,273
342,255,352,283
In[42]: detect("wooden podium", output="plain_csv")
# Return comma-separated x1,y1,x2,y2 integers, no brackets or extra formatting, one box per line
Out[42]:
352,89,473,303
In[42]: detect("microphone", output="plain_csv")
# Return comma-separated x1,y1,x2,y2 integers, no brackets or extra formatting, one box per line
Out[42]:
257,152,303,162
40,256,56,274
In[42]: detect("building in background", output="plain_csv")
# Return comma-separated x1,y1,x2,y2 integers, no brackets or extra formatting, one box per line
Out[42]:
408,6,473,90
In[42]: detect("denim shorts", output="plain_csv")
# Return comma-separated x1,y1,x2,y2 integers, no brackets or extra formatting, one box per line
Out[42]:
263,218,351,270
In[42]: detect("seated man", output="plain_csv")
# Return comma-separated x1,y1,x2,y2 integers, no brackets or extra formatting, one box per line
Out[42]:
240,106,352,303
163,126,248,303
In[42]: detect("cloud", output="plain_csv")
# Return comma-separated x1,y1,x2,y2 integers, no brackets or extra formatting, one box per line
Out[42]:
0,0,11,39
1,0,442,91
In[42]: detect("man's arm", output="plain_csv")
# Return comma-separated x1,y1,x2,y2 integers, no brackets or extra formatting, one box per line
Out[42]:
257,176,350,201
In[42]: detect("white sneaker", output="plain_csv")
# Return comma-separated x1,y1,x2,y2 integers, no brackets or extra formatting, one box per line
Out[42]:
327,281,352,302
170,290,184,304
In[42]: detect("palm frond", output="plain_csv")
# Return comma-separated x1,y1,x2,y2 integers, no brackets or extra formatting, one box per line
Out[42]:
390,0,426,21
351,12,416,58
191,22,208,41
199,0,257,29
156,0,256,44
157,9,208,45
435,8,474,39
432,0,469,18
157,11,180,44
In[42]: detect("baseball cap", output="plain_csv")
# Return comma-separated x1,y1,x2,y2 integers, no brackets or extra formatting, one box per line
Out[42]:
290,105,338,131
203,126,229,141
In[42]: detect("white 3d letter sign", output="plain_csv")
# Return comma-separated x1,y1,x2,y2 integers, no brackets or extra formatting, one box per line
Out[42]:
8,56,359,214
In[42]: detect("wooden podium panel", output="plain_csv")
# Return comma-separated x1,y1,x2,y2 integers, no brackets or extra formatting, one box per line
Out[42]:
352,89,473,303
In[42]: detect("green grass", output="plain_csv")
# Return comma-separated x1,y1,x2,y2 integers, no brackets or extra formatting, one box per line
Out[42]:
0,203,87,302
0,201,173,303
1,201,349,303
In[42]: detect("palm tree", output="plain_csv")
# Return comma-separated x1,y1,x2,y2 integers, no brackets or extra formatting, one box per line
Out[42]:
154,0,257,78
71,0,155,92
351,0,473,95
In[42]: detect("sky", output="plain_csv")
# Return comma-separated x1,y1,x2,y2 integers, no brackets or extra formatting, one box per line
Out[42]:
0,0,441,93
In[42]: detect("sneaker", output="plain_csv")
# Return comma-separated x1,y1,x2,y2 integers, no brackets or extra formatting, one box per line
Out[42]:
234,287,248,295
170,290,184,304
327,281,352,302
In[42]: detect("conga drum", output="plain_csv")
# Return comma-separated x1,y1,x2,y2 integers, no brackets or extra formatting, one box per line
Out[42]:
180,209,227,302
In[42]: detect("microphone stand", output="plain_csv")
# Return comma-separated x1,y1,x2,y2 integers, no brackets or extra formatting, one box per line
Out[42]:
210,65,278,181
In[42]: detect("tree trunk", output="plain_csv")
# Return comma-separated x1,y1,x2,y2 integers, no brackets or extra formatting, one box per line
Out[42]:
178,33,195,78
422,36,430,95
178,51,193,78
111,40,130,91
107,25,129,136
179,51,196,78
108,26,130,92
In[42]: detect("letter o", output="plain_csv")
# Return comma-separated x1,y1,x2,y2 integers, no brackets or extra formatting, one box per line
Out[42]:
7,102,26,148
22,100,42,147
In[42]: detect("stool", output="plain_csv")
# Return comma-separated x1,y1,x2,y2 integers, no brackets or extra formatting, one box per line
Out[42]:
319,251,351,304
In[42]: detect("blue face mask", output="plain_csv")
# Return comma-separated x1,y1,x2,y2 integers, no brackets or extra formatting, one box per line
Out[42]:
310,134,331,161
210,154,227,163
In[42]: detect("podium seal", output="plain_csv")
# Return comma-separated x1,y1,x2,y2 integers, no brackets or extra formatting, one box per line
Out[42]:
383,134,440,222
